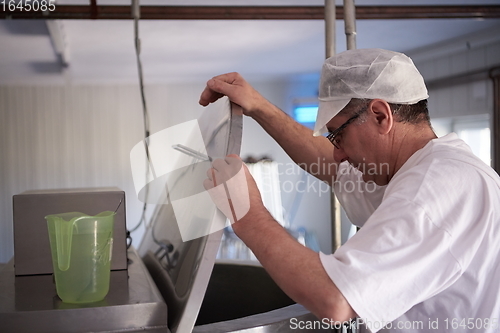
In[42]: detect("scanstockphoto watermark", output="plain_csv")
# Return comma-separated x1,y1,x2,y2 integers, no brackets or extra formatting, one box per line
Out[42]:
273,158,390,178
289,318,425,331
271,158,388,196
289,317,357,330
280,176,379,196
255,160,385,196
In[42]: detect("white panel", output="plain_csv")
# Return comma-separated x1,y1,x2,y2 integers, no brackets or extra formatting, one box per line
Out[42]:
486,42,500,68
470,80,488,113
468,47,487,72
450,52,467,74
431,86,452,118
435,57,451,80
451,84,468,117
416,61,434,82
430,79,492,120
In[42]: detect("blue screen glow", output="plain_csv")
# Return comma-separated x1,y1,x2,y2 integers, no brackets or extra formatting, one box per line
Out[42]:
294,106,318,123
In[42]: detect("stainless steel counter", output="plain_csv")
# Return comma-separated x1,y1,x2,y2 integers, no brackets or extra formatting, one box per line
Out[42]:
0,248,169,333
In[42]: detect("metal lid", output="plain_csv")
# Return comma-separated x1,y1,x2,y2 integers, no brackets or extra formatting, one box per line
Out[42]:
138,97,243,333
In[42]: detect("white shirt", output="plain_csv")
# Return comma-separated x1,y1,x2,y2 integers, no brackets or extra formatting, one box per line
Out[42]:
320,133,500,333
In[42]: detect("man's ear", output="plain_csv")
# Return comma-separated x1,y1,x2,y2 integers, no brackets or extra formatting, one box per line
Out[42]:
368,99,393,135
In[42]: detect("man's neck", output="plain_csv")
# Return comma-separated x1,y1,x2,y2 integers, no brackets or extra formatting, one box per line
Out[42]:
392,124,437,178
369,123,437,186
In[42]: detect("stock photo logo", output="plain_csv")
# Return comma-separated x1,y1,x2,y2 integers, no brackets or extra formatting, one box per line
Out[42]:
130,120,249,242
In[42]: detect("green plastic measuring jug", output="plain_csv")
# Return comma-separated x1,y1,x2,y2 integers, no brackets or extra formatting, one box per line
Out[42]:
45,211,115,304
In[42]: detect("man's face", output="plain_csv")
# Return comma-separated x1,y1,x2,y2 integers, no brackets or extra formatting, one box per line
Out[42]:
325,105,386,184
326,111,368,167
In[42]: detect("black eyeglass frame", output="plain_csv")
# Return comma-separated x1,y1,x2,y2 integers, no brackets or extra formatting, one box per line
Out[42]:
326,107,367,149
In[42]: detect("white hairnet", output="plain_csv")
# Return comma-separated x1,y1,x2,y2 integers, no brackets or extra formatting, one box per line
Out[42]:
313,48,429,136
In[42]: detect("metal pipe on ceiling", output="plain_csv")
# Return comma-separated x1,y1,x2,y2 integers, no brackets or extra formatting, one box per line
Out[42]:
325,0,336,59
343,0,357,50
1,5,499,20
324,0,342,253
328,0,359,253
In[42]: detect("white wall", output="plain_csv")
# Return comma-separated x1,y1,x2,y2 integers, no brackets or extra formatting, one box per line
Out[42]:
0,83,206,263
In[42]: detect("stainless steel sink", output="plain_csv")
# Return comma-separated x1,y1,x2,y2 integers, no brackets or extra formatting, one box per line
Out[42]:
193,261,332,333
196,262,295,324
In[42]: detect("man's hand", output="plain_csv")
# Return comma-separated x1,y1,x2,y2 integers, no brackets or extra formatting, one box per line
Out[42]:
199,73,339,185
199,72,268,117
203,154,264,224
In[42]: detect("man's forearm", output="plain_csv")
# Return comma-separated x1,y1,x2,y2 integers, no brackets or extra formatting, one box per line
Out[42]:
231,207,356,322
251,101,338,184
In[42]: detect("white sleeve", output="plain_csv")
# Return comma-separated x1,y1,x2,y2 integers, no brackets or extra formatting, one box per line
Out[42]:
320,196,462,330
333,161,386,227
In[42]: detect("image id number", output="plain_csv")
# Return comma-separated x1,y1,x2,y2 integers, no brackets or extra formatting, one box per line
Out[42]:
2,0,56,12
444,318,499,330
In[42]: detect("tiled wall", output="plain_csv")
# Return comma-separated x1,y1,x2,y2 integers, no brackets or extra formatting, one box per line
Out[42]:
410,25,500,119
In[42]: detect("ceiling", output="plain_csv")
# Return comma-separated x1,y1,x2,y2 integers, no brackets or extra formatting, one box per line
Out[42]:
0,0,499,85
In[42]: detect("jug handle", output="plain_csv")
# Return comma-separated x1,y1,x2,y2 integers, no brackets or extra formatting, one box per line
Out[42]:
55,217,75,271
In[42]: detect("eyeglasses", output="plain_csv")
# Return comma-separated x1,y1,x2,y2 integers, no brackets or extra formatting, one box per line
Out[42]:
326,107,366,149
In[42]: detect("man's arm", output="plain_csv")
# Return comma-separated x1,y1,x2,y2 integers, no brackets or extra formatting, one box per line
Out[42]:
204,157,356,323
199,72,339,184
234,209,356,322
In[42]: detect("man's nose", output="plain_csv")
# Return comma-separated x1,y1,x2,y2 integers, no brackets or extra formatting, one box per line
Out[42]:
333,146,348,163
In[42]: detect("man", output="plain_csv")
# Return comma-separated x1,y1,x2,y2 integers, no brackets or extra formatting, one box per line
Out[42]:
199,49,500,332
